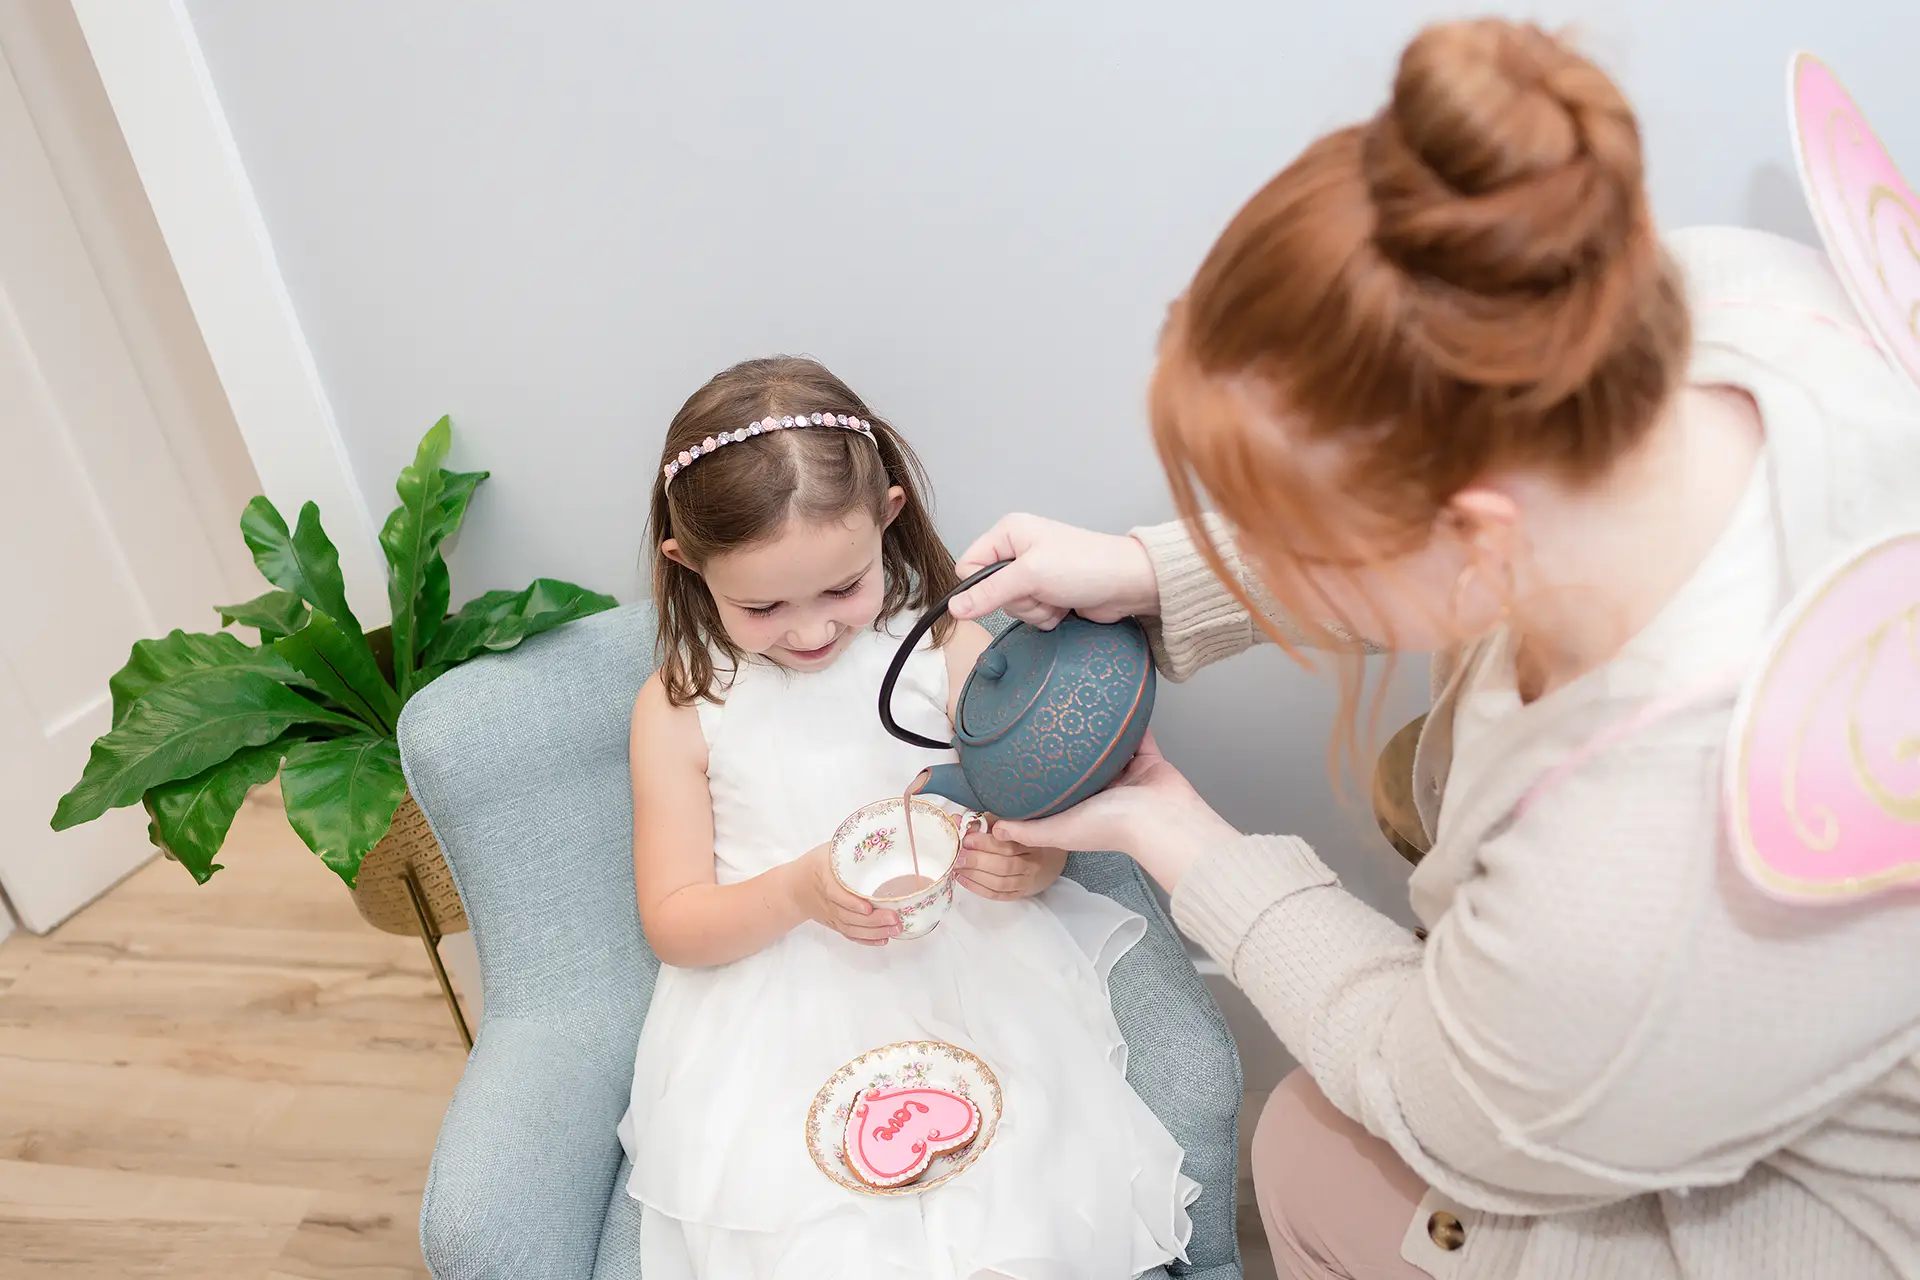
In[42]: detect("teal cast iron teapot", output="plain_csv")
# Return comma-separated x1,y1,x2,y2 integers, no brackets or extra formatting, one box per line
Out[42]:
878,562,1157,820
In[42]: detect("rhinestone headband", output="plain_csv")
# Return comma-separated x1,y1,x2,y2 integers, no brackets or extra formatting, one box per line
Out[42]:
662,412,876,488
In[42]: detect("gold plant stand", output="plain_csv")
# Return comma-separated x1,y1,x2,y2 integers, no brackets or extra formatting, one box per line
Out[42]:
350,793,473,1050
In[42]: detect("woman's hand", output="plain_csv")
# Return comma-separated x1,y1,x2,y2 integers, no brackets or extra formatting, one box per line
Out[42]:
951,514,1161,628
786,842,901,946
988,733,1239,894
957,828,1067,901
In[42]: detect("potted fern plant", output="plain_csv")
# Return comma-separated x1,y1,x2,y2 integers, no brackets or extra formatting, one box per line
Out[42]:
49,416,615,938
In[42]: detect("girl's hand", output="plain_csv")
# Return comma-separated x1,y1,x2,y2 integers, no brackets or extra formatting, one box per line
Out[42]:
788,842,901,946
950,515,1160,628
957,829,1067,901
988,732,1238,894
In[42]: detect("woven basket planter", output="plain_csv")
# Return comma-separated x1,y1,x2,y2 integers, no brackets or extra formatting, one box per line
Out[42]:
348,792,469,937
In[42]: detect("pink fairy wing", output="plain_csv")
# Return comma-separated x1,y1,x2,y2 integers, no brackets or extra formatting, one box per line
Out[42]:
1725,533,1920,903
1788,52,1920,396
1734,54,1920,903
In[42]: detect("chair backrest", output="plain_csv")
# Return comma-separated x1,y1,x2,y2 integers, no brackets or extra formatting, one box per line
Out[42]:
399,603,662,1063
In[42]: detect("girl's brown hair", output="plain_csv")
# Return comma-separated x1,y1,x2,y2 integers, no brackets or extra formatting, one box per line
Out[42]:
1151,19,1691,768
648,356,958,706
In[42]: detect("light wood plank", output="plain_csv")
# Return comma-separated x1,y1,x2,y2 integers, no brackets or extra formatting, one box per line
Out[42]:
268,1188,430,1280
0,799,458,1275
0,1158,313,1279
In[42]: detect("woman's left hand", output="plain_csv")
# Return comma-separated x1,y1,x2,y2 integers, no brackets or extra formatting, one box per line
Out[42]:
957,828,1067,901
988,731,1239,894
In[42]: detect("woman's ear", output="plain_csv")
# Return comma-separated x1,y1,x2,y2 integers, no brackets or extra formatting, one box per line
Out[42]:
882,486,908,529
660,538,695,571
1439,487,1520,561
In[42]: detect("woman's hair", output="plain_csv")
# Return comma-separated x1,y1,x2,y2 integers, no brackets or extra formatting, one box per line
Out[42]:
648,356,957,706
1151,18,1691,768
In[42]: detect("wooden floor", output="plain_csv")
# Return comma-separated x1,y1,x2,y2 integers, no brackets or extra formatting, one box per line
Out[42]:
0,792,466,1278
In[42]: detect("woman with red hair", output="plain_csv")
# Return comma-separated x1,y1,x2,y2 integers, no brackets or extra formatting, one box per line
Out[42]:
953,18,1920,1280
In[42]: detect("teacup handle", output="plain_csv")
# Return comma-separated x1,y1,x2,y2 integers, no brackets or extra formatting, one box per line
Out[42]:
878,561,1010,751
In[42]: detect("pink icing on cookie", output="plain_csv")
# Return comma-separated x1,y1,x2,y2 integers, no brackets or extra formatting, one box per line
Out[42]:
841,1086,980,1188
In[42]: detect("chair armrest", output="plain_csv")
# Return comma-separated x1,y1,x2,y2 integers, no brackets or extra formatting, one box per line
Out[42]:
421,1018,631,1280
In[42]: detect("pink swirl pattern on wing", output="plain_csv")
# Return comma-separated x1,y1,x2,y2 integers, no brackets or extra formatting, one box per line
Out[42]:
1731,535,1920,900
1792,54,1920,391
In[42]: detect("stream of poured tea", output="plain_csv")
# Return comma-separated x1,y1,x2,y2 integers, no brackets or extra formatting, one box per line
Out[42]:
871,768,934,899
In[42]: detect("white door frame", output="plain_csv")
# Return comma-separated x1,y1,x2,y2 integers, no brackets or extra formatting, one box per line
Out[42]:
65,0,388,626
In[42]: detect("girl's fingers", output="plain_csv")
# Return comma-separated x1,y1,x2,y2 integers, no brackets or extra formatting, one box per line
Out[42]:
960,851,1025,881
827,883,885,920
838,906,899,930
962,831,1022,856
959,871,1024,901
960,868,1028,895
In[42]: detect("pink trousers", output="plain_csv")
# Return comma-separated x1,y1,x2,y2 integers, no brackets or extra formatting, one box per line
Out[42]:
1251,1070,1434,1280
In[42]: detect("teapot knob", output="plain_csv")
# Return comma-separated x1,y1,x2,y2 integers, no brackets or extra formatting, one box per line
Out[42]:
977,649,1008,681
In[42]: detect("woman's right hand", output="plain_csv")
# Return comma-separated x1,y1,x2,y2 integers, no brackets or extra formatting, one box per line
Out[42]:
788,842,901,946
950,514,1160,629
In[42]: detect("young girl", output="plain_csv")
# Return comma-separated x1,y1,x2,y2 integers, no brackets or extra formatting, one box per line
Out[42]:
616,356,1199,1279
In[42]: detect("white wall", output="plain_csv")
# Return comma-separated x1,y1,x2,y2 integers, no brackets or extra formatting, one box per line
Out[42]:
175,0,1918,942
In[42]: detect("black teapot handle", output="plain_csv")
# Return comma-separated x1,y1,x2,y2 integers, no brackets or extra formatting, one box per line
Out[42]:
878,561,1009,750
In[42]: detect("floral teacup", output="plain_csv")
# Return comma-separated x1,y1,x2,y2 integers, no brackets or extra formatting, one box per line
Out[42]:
829,797,984,940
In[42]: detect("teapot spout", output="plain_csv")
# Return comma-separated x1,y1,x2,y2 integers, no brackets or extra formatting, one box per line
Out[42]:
913,764,982,813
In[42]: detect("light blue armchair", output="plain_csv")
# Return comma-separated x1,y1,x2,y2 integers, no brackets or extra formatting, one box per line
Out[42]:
400,604,1244,1278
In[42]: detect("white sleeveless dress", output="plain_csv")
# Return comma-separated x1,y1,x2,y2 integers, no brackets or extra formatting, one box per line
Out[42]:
618,624,1199,1279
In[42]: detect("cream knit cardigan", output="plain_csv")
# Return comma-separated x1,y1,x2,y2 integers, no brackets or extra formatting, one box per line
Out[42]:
1142,228,1920,1279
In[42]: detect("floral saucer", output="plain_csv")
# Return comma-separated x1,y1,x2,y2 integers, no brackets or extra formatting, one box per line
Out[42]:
805,1040,1002,1197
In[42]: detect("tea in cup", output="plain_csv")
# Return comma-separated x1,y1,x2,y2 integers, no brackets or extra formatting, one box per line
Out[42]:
829,797,983,940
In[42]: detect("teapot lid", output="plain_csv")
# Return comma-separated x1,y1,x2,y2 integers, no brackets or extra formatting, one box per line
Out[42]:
957,625,1057,744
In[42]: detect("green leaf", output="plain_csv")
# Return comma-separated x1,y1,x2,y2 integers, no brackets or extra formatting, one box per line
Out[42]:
438,469,487,528
145,740,289,884
291,502,364,639
215,590,311,643
414,468,488,657
240,496,302,595
422,579,618,669
416,559,452,660
109,630,311,729
380,418,454,701
273,609,402,734
52,671,360,830
278,734,408,886
240,496,365,643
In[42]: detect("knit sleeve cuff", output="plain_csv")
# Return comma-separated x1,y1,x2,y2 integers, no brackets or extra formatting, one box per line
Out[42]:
1130,516,1258,682
1171,833,1338,976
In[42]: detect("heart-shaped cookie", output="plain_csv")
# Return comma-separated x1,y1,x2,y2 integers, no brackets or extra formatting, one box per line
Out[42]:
841,1086,981,1189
